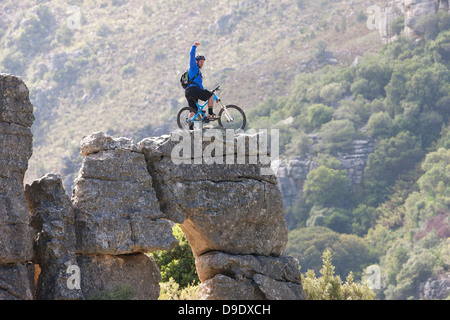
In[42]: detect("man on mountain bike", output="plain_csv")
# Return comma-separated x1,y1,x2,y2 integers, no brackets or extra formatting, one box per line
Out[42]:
185,42,218,120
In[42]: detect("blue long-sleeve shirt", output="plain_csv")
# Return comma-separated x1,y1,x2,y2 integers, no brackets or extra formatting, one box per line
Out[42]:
187,45,204,89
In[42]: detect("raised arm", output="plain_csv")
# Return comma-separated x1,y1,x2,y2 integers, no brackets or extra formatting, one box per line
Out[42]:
189,42,199,71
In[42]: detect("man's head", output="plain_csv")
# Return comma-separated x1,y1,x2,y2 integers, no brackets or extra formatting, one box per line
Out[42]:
196,55,206,68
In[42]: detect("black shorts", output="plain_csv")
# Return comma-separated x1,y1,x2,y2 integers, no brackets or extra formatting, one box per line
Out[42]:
185,86,213,112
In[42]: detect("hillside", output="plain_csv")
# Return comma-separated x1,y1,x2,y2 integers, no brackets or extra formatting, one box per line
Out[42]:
249,5,450,299
0,0,390,185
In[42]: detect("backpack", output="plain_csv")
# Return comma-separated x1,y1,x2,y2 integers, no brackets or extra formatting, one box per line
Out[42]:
180,69,200,89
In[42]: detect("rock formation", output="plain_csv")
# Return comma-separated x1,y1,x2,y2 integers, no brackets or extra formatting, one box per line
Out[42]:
2,72,303,300
379,1,405,44
0,74,35,300
419,274,450,299
73,132,177,255
70,132,177,299
404,0,440,37
25,173,83,300
139,130,305,299
378,0,450,43
20,129,304,300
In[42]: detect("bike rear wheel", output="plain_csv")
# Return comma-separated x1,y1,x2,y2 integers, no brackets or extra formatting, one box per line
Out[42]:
218,105,246,131
177,106,197,130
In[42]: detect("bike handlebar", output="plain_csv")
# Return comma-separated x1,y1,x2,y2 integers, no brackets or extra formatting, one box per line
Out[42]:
212,85,220,93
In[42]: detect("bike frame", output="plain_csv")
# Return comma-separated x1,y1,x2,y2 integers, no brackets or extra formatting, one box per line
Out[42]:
189,86,233,123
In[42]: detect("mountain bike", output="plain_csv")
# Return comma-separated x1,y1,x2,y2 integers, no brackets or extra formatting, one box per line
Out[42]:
177,86,246,131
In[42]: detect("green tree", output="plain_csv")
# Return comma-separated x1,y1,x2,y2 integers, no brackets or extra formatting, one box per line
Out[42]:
385,70,408,110
351,204,377,236
319,82,346,106
406,63,449,109
417,147,450,210
15,4,55,56
391,16,405,35
307,103,334,129
384,250,436,299
317,119,355,154
303,165,350,208
315,39,329,64
363,131,423,205
352,57,392,100
158,278,200,300
151,225,199,289
367,111,394,139
301,250,375,300
1,50,26,75
286,226,373,279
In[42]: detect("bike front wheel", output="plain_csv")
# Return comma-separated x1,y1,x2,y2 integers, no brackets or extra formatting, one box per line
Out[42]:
218,105,246,131
177,106,197,130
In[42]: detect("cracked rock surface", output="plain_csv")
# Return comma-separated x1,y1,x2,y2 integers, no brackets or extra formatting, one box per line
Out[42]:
0,74,34,300
139,129,304,300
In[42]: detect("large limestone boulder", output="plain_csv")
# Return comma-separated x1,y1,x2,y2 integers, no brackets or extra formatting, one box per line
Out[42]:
138,129,287,258
138,128,304,300
196,251,305,300
0,74,35,300
77,253,161,300
72,132,177,255
25,173,83,300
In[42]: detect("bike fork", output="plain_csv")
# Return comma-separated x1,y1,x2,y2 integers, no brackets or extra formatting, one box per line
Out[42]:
217,100,234,122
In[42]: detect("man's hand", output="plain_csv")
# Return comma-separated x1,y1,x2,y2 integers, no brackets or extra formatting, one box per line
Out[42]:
194,42,200,46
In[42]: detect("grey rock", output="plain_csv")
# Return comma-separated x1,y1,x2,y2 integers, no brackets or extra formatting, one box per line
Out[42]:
0,122,33,178
0,176,34,264
253,273,305,300
24,173,83,300
0,262,34,300
196,251,304,300
77,253,161,300
379,1,405,44
138,128,303,300
0,74,34,274
195,251,301,284
419,274,450,300
199,272,305,300
0,73,35,127
80,131,139,156
139,128,287,258
405,0,439,37
199,274,265,300
72,133,178,255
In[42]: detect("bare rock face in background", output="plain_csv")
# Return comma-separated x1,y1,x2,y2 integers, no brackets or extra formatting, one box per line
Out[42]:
405,0,440,36
379,0,406,44
0,74,35,300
